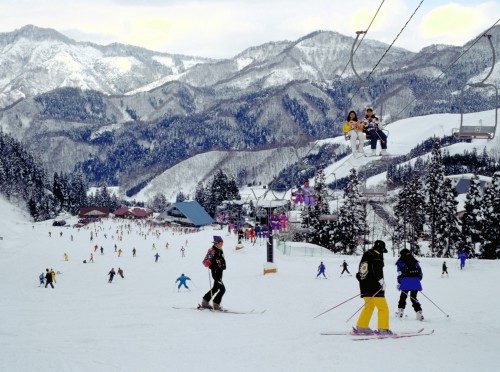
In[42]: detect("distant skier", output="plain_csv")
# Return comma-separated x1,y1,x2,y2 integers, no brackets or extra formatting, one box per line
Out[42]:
64,253,68,261
343,110,365,155
458,251,467,270
176,273,192,291
180,246,186,257
340,260,351,276
316,262,327,278
132,247,136,257
50,269,56,283
100,246,104,255
154,252,160,262
89,253,94,263
44,268,54,289
362,108,388,156
396,248,424,321
117,267,124,279
118,249,122,257
355,240,392,335
201,236,226,310
441,261,449,278
39,272,45,287
108,268,116,283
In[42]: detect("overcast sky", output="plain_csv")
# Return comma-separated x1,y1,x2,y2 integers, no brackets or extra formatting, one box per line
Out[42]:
0,0,499,58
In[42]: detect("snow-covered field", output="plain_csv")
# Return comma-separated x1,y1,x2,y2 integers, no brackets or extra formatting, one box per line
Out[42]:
0,196,498,372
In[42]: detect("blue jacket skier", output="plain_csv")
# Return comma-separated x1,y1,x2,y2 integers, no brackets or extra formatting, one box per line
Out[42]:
396,248,424,321
316,262,326,278
39,273,45,286
176,274,191,291
458,251,467,270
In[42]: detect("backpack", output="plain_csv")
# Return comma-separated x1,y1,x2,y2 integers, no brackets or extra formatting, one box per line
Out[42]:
202,247,215,268
399,259,422,278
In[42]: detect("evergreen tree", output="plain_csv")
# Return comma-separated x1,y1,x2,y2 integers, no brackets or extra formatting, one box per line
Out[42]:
461,176,483,253
336,169,367,254
481,172,500,258
438,178,463,257
424,140,446,256
69,172,88,214
194,182,207,209
393,180,410,253
307,169,331,247
149,193,168,212
207,170,229,216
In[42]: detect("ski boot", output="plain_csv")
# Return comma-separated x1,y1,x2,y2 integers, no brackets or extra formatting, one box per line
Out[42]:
200,299,212,309
213,302,224,311
354,327,374,335
377,329,394,336
416,311,424,321
397,308,404,318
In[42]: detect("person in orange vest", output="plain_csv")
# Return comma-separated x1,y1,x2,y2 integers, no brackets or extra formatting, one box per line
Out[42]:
118,248,122,257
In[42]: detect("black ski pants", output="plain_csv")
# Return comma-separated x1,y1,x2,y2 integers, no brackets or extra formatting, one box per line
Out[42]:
341,267,350,275
398,290,422,312
203,271,225,305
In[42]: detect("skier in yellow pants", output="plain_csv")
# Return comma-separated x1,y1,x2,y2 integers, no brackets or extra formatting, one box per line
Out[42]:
355,240,392,335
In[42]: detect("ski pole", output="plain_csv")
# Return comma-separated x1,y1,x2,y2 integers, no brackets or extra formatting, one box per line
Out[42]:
314,293,360,319
345,287,383,323
420,291,450,318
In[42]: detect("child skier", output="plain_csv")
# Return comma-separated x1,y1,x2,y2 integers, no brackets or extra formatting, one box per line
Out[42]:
176,273,192,291
316,262,327,278
442,261,449,277
340,260,351,276
39,272,45,287
396,248,424,321
201,236,226,310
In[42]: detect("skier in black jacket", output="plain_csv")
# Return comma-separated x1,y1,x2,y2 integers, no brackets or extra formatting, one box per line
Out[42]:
355,240,392,335
201,236,226,310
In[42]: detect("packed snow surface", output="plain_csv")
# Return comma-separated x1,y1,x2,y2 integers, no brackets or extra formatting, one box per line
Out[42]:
0,196,498,372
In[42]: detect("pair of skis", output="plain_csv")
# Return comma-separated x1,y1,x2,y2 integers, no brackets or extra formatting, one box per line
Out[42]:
321,327,434,340
172,306,266,315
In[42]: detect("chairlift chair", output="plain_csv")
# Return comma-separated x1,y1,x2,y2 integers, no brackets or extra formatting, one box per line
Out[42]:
362,186,388,198
453,35,498,140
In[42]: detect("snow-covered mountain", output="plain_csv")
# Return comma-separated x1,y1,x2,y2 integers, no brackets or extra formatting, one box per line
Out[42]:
0,25,499,195
0,25,214,108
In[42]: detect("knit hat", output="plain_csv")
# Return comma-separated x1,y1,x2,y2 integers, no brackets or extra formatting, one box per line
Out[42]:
213,236,224,243
373,240,387,253
400,248,410,256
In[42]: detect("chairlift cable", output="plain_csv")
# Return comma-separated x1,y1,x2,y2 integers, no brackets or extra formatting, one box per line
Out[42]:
330,0,386,89
391,17,500,123
366,0,425,80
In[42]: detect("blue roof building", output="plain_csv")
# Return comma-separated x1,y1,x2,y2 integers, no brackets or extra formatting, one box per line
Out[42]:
158,201,214,227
